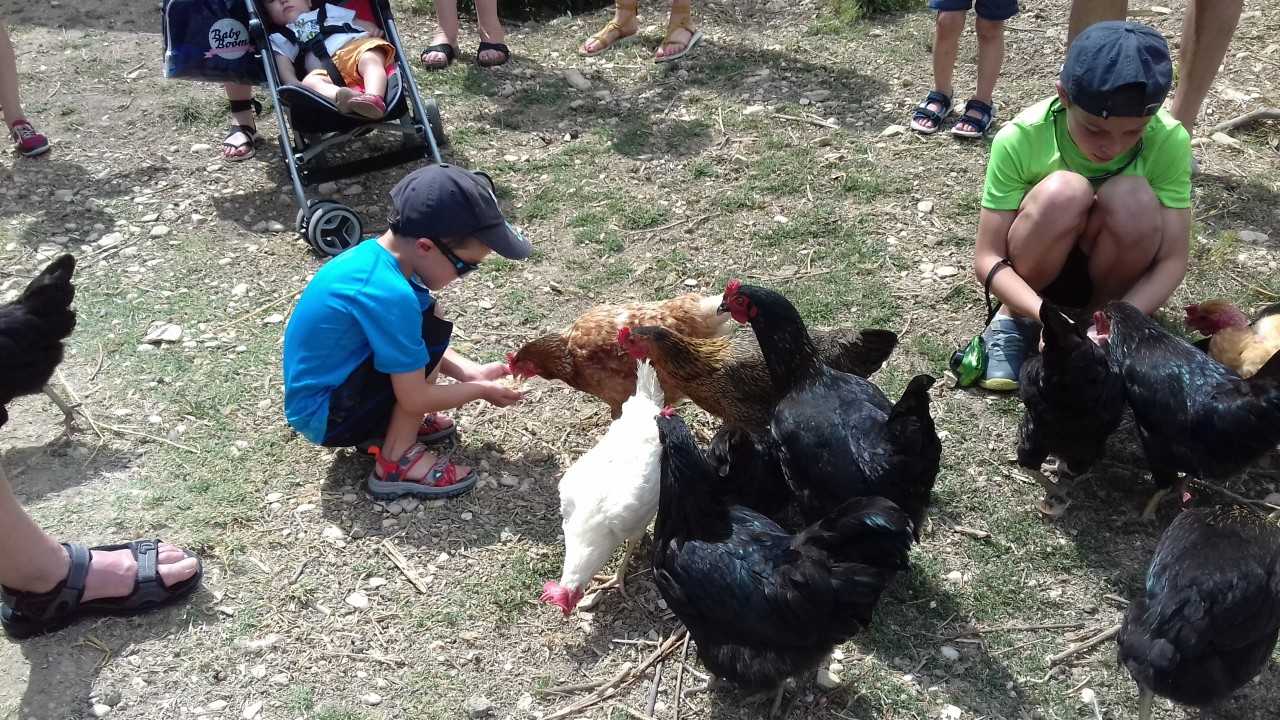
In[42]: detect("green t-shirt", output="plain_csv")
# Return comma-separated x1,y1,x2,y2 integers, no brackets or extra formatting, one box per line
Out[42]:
981,97,1192,211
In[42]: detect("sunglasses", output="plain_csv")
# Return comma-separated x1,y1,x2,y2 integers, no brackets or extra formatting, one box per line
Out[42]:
436,240,479,277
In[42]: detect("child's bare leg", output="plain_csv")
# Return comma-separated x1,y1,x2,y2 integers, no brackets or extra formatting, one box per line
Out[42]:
1067,0,1127,46
928,11,965,122
1170,0,1243,133
972,18,1004,108
357,50,388,97
301,73,346,103
377,368,468,482
1006,171,1094,292
1081,176,1162,305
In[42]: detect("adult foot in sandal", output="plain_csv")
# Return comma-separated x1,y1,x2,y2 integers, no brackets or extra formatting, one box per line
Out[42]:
421,32,459,69
580,0,639,56
476,6,511,67
654,0,702,63
951,98,995,138
221,91,261,162
1,539,201,639
910,89,953,134
367,443,476,499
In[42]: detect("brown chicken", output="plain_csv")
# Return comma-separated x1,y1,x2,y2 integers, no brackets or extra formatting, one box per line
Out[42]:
507,293,731,417
618,324,898,428
1185,300,1280,378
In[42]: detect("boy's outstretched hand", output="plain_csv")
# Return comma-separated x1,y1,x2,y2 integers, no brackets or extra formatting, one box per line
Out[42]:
477,380,523,407
470,361,512,382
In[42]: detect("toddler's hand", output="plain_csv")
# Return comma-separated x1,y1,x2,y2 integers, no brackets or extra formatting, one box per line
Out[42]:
471,361,511,382
478,380,523,407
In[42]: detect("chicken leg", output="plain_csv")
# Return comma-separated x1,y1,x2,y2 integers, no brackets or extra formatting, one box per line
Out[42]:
1142,474,1187,521
1137,687,1153,720
588,538,635,598
42,385,79,433
681,674,723,697
1025,466,1072,518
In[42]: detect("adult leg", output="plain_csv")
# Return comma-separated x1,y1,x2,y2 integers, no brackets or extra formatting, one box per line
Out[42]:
1066,0,1127,47
422,0,461,69
0,462,198,603
1169,0,1244,133
912,10,965,132
475,0,509,66
654,0,701,62
1081,175,1162,305
222,82,258,161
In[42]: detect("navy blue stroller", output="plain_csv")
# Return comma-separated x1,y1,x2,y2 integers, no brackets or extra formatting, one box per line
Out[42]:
164,0,445,256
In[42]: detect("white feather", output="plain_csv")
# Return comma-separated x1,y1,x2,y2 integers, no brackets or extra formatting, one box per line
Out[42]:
555,360,666,592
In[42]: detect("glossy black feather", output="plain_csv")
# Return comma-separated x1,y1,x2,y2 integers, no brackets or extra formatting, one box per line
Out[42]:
1117,505,1280,709
0,254,77,428
1017,302,1124,474
1103,301,1280,485
733,285,941,532
653,414,913,693
708,425,794,521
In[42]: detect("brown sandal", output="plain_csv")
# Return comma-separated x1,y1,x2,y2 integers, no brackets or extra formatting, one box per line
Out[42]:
579,0,639,57
654,0,702,63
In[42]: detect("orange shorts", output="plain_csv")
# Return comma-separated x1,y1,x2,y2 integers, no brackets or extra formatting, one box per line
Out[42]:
305,37,395,87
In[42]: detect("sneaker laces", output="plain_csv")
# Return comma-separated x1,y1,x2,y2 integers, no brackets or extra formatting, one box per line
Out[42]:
10,122,38,143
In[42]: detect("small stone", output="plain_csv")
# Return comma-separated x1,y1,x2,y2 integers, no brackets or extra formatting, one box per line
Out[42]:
346,592,370,610
498,82,515,98
499,475,519,488
478,299,495,310
1151,5,1171,14
361,693,383,706
516,693,534,711
99,690,122,707
798,97,812,106
460,511,474,521
934,265,959,278
773,214,788,224
1080,688,1096,704
1237,230,1270,244
683,278,699,287
940,645,961,662
143,322,183,345
803,89,832,103
98,232,124,247
322,526,345,540
382,517,398,529
342,493,359,503
563,68,592,91
318,182,339,195
569,99,586,110
242,701,264,719
880,124,908,137
90,703,112,717
250,665,267,679
206,700,229,712
268,673,289,686
945,570,964,584
150,225,171,237
941,704,962,720
814,668,841,690
400,497,420,512
265,492,284,503
266,220,287,233
343,184,363,196
54,189,76,202
917,200,935,214
251,221,268,233
743,104,766,116
367,577,387,589
385,501,404,516
231,283,249,296
135,343,157,353
191,143,213,152
465,696,494,717
262,313,285,324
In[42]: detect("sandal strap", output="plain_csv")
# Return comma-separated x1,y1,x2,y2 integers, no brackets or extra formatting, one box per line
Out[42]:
368,444,432,483
228,98,263,116
421,43,457,61
955,99,994,130
664,2,697,36
0,543,89,624
588,19,630,44
222,125,258,149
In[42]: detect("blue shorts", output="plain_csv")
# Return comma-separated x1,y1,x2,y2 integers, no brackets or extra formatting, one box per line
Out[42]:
929,0,1018,21
321,310,453,448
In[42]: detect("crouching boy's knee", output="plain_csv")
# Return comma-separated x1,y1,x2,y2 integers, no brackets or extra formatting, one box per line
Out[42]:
1094,175,1161,242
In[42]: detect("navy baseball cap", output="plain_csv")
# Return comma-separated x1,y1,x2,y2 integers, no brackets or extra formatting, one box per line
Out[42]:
1061,21,1172,118
388,164,532,260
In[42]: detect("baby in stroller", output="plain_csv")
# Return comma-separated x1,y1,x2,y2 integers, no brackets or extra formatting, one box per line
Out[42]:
265,0,394,118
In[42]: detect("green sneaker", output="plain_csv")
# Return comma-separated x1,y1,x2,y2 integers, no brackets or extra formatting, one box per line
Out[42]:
978,314,1038,392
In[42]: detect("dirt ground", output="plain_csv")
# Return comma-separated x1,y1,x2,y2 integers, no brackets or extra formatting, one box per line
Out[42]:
1,0,1278,719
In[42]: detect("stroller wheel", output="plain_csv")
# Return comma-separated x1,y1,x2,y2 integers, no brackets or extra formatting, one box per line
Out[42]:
424,97,447,147
306,203,363,257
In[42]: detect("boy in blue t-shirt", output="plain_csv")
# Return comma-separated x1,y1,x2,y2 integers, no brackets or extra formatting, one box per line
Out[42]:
283,165,528,499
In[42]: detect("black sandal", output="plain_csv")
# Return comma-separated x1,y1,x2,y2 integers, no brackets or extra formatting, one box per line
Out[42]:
223,97,262,162
951,99,995,138
420,43,457,70
476,41,511,68
910,90,952,135
1,540,203,639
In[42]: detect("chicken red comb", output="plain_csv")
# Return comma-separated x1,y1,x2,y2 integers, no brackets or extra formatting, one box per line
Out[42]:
616,326,632,346
660,405,677,418
724,278,743,297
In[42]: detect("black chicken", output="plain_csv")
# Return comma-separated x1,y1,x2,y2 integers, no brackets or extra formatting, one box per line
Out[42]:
707,425,793,522
0,254,78,429
1016,301,1125,516
652,411,913,715
718,280,941,537
1117,504,1280,719
1099,301,1280,518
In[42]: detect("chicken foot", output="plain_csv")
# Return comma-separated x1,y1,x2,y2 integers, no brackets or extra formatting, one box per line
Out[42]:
588,538,635,598
1137,687,1153,720
680,674,723,697
42,385,80,433
1023,466,1072,518
1141,475,1187,521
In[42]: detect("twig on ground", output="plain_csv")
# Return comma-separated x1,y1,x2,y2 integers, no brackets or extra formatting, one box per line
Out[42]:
950,621,1089,639
772,113,840,130
1191,479,1280,512
645,654,663,717
615,705,656,720
98,423,197,452
538,662,635,695
624,213,716,236
1048,624,1122,667
319,650,402,666
951,525,992,540
89,342,106,382
381,540,429,594
289,557,314,585
744,268,835,282
210,291,299,333
1208,107,1280,135
674,632,690,720
543,629,687,719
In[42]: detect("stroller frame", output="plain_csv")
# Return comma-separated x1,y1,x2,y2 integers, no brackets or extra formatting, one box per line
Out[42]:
243,0,446,256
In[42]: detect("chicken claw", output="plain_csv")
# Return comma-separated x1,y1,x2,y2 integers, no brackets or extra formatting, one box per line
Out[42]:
1024,467,1072,519
681,675,723,697
1141,488,1171,521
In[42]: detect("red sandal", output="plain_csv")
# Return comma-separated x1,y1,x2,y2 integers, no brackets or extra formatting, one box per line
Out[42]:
365,443,476,500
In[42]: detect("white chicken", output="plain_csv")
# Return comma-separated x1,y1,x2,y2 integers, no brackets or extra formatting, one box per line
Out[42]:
540,360,665,616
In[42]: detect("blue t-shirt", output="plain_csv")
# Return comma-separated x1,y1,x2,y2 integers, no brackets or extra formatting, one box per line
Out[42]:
283,240,435,443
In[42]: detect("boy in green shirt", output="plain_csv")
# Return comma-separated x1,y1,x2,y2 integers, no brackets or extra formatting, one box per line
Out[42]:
972,21,1192,391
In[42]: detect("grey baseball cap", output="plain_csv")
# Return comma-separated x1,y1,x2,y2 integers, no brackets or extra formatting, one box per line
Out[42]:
388,164,532,259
